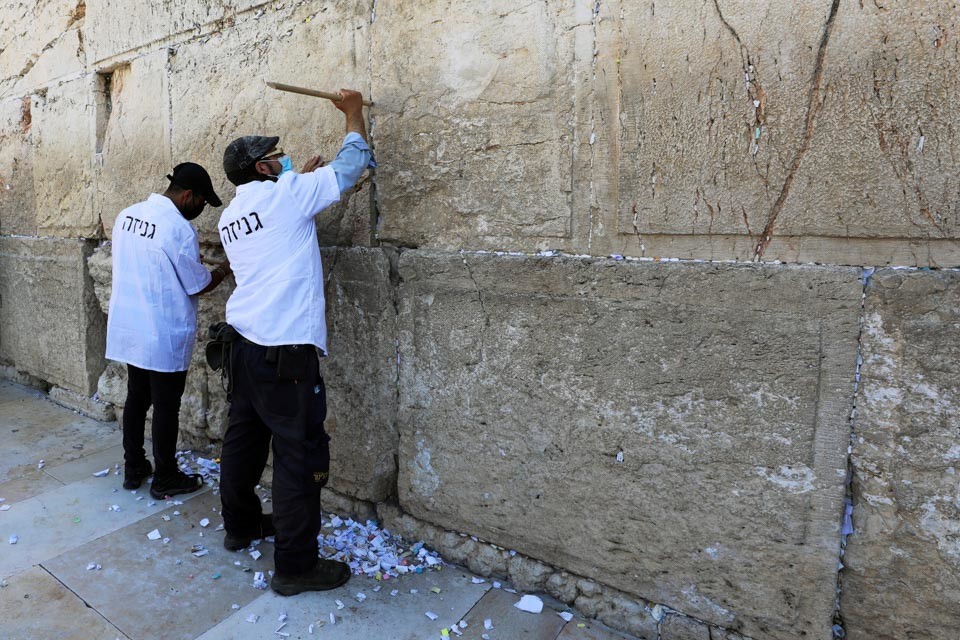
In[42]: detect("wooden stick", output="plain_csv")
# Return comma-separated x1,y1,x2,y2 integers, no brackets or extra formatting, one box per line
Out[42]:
266,81,374,106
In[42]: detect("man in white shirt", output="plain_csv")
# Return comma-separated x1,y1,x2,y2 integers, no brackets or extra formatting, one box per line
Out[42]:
218,89,372,595
106,163,232,499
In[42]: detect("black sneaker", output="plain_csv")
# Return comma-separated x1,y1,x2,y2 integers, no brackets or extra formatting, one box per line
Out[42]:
149,470,204,500
223,513,276,551
122,459,153,490
271,560,351,596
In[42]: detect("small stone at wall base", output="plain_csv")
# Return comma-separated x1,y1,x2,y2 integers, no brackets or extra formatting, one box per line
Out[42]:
48,386,115,422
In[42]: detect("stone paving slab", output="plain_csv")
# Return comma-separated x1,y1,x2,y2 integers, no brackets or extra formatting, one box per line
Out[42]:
0,475,209,578
0,565,131,640
0,380,41,404
458,587,568,640
1,383,118,489
198,567,491,640
43,443,126,485
44,489,257,640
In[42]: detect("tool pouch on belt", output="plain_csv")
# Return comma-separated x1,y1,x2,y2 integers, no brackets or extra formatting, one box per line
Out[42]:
273,344,313,381
205,322,240,371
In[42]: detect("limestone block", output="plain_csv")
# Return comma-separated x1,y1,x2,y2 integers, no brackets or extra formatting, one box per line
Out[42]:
320,247,398,503
371,0,579,249
96,51,172,239
83,0,268,64
396,251,862,639
779,3,960,243
0,238,106,395
594,1,960,265
87,244,112,315
842,269,960,640
660,615,710,640
614,1,834,240
0,96,36,235
0,0,84,89
33,78,98,237
166,0,372,244
49,385,115,422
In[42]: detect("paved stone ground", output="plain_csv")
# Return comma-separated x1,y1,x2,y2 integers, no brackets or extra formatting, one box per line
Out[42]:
0,381,634,640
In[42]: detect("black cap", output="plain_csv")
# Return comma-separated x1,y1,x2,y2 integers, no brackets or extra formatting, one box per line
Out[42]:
223,135,280,174
167,162,222,207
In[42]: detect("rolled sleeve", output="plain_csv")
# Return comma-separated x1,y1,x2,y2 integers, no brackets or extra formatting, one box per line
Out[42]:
329,132,375,193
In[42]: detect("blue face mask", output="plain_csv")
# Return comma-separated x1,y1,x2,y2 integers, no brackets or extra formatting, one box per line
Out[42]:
278,155,293,175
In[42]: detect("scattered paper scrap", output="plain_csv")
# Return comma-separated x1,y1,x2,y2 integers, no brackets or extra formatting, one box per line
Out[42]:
250,550,262,561
515,595,544,614
0,505,10,512
484,619,493,630
93,469,110,477
147,529,161,541
558,611,574,622
86,562,102,571
425,611,439,621
329,613,336,625
471,577,486,584
253,571,268,590
355,592,367,602
200,518,210,528
246,614,259,624
335,599,345,610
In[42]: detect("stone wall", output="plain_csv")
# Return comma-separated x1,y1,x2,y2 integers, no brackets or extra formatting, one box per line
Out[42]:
3,2,960,639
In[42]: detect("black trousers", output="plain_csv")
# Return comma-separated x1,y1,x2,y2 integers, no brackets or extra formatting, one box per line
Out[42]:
220,340,330,575
122,365,189,477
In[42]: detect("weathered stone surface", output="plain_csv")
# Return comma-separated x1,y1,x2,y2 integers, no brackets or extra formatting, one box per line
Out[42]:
396,251,861,639
320,247,398,502
371,0,579,250
166,0,372,245
660,614,711,640
95,51,172,238
83,0,268,64
32,78,98,237
0,0,85,93
842,269,960,640
590,1,960,266
0,237,106,394
49,385,115,422
0,96,36,235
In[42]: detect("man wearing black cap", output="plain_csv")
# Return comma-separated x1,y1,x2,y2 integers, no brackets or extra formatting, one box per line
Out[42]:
106,162,232,500
217,89,373,595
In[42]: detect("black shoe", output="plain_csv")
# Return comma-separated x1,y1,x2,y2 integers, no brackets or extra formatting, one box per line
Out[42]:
223,513,276,551
149,470,204,500
122,459,153,490
271,560,351,596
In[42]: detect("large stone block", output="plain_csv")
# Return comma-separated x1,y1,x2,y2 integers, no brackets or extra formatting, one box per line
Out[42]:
96,51,172,238
33,77,98,237
370,0,580,250
83,0,268,64
0,237,106,394
842,269,960,640
0,0,85,93
396,251,862,639
592,1,960,265
0,96,36,235
166,0,372,245
319,247,398,502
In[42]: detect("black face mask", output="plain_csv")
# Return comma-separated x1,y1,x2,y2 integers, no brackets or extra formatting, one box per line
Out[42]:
182,196,206,221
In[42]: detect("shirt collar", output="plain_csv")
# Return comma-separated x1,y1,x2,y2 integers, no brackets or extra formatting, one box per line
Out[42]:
147,192,182,216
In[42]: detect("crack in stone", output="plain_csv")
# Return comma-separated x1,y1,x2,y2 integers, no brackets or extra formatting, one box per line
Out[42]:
458,250,490,363
753,0,841,261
